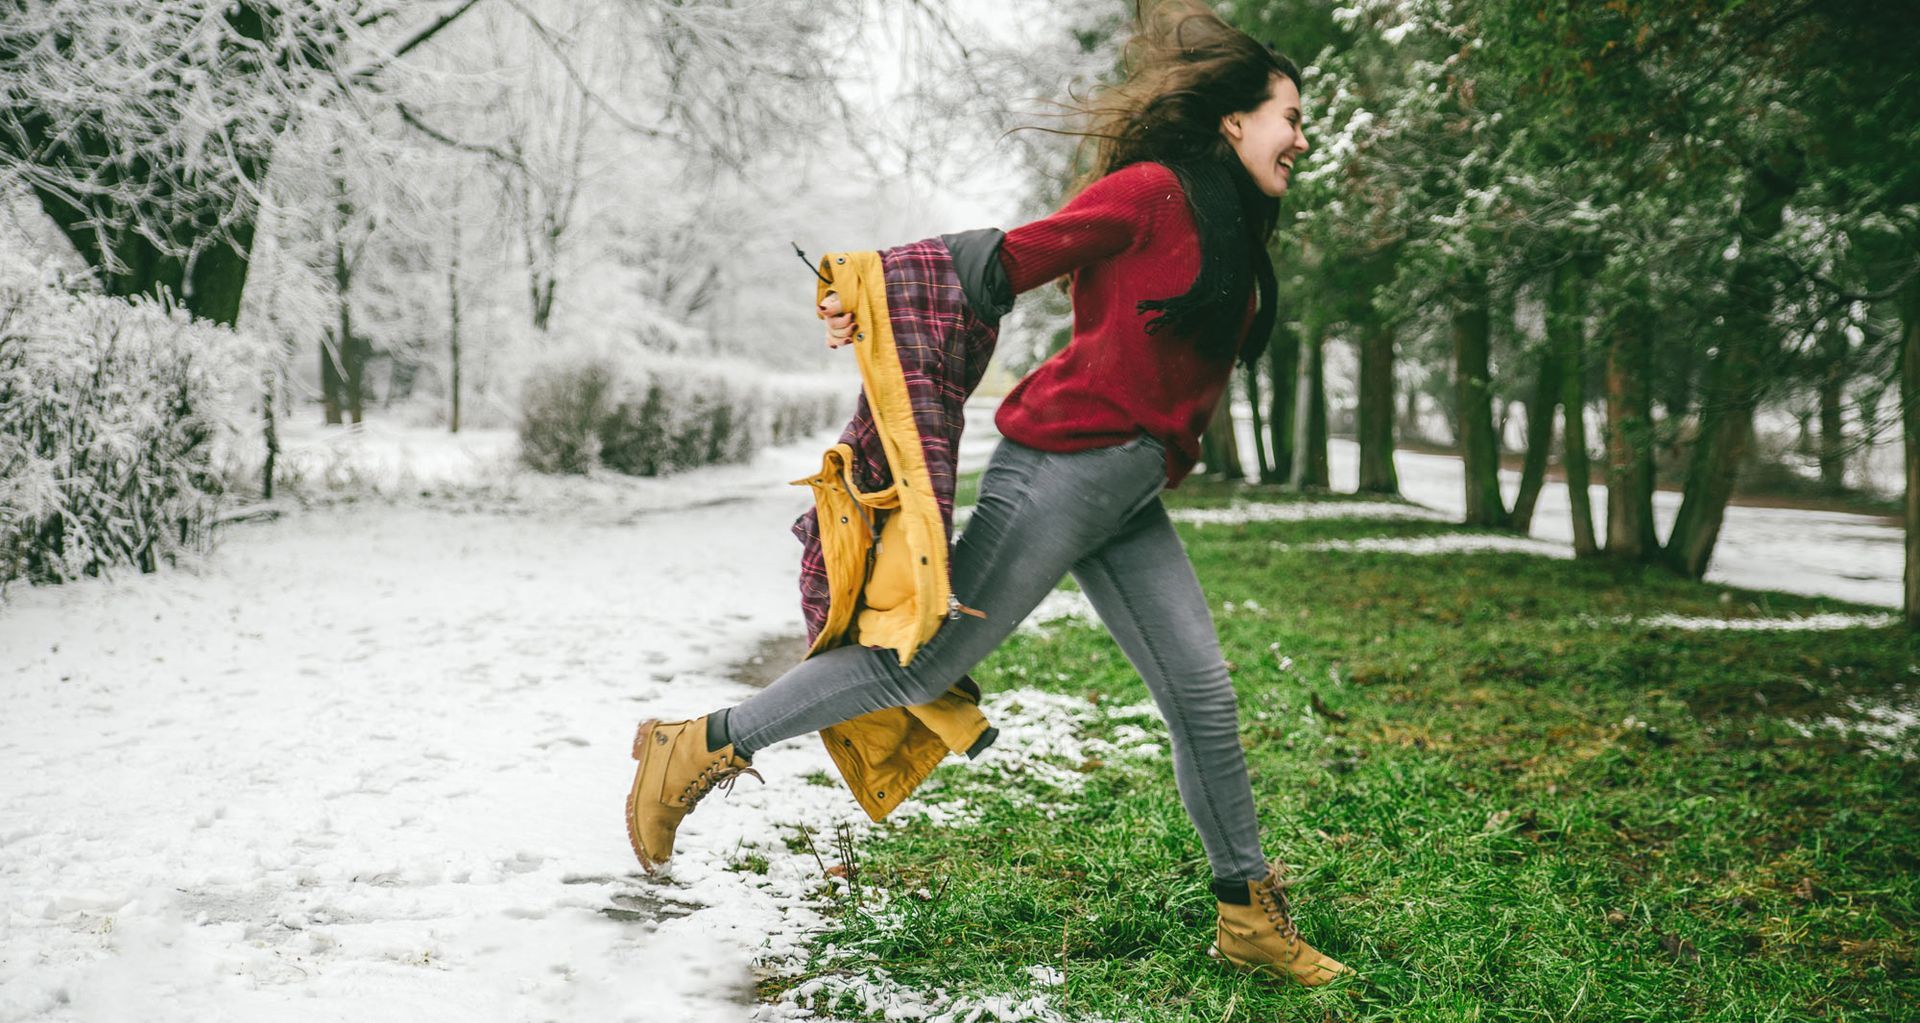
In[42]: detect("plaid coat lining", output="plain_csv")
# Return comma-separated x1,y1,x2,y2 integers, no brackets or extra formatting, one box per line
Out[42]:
792,236,1001,662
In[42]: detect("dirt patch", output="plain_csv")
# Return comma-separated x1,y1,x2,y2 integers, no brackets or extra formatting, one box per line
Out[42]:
723,632,812,688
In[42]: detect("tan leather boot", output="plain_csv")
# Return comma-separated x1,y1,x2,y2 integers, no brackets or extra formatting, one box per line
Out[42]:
625,715,763,873
1209,860,1352,987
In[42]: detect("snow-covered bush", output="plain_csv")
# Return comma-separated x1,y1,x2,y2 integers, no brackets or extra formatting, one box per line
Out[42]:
0,258,260,587
518,356,620,475
516,343,851,476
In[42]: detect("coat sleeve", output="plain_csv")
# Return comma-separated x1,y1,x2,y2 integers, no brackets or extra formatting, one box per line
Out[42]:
938,228,1013,326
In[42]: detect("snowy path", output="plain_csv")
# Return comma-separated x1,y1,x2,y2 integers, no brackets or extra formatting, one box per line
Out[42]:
0,418,1016,1023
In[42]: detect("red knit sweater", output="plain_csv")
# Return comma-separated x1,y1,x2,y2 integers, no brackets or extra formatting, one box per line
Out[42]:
992,160,1255,490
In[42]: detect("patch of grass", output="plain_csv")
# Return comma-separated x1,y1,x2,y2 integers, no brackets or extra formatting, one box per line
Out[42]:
793,482,1919,1021
730,852,771,875
955,468,984,512
1159,477,1419,510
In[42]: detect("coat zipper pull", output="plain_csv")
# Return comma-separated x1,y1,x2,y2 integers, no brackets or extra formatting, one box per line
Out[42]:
947,592,987,620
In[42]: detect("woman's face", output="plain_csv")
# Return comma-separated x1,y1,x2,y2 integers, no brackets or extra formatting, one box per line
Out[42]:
1220,73,1309,199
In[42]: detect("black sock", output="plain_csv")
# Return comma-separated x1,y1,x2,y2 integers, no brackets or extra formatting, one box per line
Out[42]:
705,709,732,753
705,708,754,761
1211,877,1254,905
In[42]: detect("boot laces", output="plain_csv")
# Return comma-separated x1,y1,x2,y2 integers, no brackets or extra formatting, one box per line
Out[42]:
1253,864,1301,944
681,756,764,811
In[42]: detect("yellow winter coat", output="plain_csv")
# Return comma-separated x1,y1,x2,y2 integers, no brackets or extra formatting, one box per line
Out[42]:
786,244,999,822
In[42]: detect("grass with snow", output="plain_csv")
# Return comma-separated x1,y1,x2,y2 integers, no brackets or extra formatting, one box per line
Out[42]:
771,477,1919,1022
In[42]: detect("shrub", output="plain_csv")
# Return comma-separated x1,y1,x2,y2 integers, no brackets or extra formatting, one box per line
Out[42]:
516,345,850,477
0,260,260,588
516,357,618,474
598,379,669,476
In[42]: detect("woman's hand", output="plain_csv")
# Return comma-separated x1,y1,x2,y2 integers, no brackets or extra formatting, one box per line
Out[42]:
819,291,858,350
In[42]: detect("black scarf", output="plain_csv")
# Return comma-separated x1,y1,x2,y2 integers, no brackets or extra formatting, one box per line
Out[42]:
1135,157,1277,371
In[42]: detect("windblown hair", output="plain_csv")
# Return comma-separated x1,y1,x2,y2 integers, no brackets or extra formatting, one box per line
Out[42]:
1019,0,1302,369
1063,0,1302,244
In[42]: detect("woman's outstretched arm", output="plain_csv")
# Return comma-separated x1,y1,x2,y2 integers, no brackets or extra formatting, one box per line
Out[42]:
823,161,1178,347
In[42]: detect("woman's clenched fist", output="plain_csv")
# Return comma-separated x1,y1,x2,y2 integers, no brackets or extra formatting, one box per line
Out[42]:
819,291,858,350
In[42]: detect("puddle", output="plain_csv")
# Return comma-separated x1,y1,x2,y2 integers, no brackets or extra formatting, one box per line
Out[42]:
599,886,703,924
564,873,708,926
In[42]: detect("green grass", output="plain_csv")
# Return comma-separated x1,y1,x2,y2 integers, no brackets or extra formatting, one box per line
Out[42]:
779,470,1917,1022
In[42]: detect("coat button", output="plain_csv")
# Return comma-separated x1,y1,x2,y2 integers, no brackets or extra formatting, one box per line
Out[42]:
855,332,864,340
840,516,849,523
920,556,928,564
842,738,853,747
876,790,885,799
836,257,845,264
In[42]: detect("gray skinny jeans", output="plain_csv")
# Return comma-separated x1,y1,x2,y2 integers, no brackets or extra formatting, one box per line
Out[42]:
723,432,1269,883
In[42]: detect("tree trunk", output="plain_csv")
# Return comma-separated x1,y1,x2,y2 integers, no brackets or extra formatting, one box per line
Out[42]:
329,236,352,426
1818,322,1847,489
532,276,556,332
1665,153,1801,578
1452,272,1508,527
1539,260,1598,554
320,344,344,425
1605,297,1660,561
1560,330,1599,558
1308,337,1329,487
323,292,346,425
261,370,279,500
1289,337,1313,490
449,186,464,434
1902,266,1919,630
449,258,463,434
345,334,368,425
1245,358,1269,482
1356,319,1400,495
1268,321,1300,483
1510,338,1559,533
1289,328,1325,490
1665,333,1759,578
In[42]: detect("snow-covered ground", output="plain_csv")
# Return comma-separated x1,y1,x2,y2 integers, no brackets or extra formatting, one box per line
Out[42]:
1,436,828,1021
1229,413,1903,609
2,395,1906,1023
0,396,1059,1023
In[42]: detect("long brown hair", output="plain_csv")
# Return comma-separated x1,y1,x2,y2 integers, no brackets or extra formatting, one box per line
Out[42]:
1050,0,1303,246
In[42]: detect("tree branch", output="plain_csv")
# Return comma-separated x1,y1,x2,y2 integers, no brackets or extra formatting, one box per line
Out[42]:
499,0,682,144
351,0,490,81
396,102,526,169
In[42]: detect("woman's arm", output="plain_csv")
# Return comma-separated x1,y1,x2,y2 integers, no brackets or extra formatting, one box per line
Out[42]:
830,162,1177,346
996,160,1176,294
936,161,1175,329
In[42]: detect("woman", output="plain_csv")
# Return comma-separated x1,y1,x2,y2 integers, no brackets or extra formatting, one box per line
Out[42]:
625,0,1350,988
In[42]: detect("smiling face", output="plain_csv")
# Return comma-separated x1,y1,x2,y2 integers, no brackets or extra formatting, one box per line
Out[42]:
1219,72,1309,199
